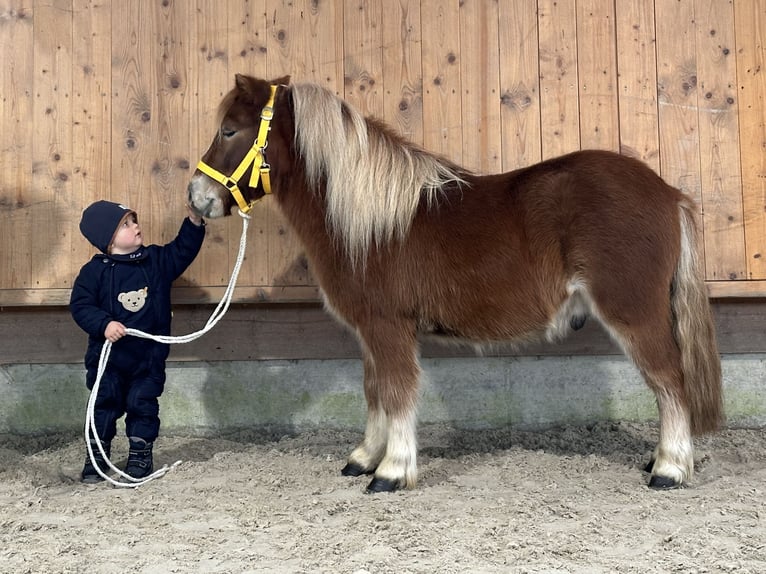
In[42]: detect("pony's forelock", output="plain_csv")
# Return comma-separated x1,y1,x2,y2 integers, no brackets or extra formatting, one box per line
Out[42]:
290,83,466,264
215,90,237,133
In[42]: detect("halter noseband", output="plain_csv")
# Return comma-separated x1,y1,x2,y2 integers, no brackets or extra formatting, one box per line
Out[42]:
196,84,278,214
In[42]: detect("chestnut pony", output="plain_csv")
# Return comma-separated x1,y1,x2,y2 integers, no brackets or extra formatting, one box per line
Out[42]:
188,75,723,493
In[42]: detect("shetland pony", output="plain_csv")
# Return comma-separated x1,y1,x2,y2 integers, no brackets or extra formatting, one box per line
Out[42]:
188,74,723,493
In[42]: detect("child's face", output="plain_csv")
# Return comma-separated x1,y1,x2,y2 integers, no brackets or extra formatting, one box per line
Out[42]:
109,213,142,255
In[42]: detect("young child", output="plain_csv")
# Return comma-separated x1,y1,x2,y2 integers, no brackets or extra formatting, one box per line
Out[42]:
70,200,206,483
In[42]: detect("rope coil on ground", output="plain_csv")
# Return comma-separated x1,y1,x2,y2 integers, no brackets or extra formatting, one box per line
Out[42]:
85,210,251,488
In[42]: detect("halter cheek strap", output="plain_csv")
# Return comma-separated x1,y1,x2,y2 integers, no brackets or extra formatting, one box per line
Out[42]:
196,84,278,214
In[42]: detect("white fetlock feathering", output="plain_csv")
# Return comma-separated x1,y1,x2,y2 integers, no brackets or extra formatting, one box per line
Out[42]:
84,210,252,488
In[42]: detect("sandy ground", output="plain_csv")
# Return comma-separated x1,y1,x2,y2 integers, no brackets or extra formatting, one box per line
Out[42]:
1,422,765,573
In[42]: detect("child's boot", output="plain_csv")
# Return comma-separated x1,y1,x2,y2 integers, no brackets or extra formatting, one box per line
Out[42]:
81,440,111,483
126,437,154,478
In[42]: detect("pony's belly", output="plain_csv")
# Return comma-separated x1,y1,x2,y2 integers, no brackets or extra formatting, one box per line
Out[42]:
416,279,590,346
417,317,548,346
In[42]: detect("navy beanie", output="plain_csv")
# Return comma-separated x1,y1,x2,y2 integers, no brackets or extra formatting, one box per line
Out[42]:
79,200,136,253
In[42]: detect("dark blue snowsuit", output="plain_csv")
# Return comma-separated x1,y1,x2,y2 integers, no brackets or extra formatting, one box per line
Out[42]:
70,215,205,443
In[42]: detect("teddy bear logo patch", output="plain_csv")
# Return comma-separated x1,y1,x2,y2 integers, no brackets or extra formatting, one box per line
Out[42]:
117,287,148,312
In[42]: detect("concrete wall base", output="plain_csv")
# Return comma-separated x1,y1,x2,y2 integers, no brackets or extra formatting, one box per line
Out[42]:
1,355,764,436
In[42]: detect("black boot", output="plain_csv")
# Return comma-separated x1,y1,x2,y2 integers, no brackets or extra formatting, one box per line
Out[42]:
81,440,111,484
125,437,154,479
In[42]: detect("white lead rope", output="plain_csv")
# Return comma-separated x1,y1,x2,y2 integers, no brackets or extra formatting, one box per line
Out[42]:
85,210,251,488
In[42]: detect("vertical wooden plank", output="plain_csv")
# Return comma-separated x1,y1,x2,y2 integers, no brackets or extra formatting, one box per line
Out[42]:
72,0,111,279
304,0,344,94
655,1,702,217
189,0,232,286
576,0,619,152
267,0,310,79
266,0,343,86
343,0,384,118
117,0,172,256
695,0,746,280
263,0,317,288
149,0,193,251
229,0,268,80
265,0,343,290
381,0,423,146
110,1,153,225
181,3,213,290
458,0,501,174
538,0,580,159
498,0,541,171
420,0,462,164
31,0,73,290
0,1,33,292
614,0,660,171
226,0,269,290
181,3,216,291
734,0,766,279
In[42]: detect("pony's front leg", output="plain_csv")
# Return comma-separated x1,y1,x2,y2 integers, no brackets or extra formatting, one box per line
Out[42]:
367,405,418,493
341,355,388,477
342,324,420,493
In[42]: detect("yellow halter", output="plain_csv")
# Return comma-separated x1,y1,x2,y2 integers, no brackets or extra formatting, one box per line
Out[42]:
195,85,278,214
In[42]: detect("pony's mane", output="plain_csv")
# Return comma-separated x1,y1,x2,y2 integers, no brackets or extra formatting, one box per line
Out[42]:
290,82,467,263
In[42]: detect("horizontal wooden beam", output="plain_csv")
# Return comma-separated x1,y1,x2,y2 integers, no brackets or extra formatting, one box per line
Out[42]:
1,280,765,307
0,286,322,306
1,300,763,365
706,281,766,298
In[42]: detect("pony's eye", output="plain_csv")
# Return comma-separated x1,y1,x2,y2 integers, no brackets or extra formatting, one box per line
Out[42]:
222,128,237,138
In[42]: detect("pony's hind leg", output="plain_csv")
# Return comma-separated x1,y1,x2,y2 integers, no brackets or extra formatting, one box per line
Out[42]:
645,381,694,488
589,277,694,488
598,303,693,488
342,321,420,493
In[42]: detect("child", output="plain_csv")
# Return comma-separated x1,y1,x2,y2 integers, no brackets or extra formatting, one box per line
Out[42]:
70,200,206,483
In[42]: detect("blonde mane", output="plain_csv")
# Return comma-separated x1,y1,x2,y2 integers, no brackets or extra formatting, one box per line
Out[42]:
290,83,466,263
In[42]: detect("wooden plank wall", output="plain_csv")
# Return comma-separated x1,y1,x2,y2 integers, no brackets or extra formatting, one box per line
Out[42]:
3,300,766,364
0,0,764,307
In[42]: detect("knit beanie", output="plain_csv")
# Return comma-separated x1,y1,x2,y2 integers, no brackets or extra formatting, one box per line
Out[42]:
79,200,136,253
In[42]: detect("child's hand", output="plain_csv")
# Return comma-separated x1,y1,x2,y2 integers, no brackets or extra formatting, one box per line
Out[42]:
104,321,126,343
186,204,204,226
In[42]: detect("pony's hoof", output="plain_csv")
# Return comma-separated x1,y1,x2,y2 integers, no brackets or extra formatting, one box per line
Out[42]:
648,475,681,490
341,462,374,477
365,477,401,494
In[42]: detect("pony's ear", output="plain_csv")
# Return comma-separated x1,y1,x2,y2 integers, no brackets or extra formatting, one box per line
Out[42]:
271,75,291,86
234,74,275,105
234,73,256,92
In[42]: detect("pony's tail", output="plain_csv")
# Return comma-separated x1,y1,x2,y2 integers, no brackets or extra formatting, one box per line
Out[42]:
672,198,724,435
